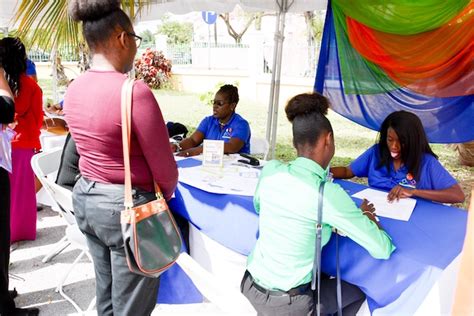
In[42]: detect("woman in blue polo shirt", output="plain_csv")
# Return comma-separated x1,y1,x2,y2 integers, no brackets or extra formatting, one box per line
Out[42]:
174,84,251,157
331,111,465,204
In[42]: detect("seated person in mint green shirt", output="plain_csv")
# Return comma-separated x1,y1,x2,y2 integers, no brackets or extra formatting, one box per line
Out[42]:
173,84,251,157
331,111,464,204
241,93,395,316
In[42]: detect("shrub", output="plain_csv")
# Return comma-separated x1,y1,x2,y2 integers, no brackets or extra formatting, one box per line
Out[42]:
134,48,172,89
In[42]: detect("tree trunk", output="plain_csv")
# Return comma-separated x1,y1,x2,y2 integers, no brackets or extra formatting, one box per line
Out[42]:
454,141,474,167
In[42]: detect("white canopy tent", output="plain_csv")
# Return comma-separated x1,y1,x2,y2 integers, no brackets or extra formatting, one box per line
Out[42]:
138,0,328,158
1,0,328,158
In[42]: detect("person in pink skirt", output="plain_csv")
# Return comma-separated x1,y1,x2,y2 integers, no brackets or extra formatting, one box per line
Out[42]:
0,37,43,243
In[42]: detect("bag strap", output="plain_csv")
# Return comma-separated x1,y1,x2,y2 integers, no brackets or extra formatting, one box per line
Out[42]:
311,181,325,316
336,232,343,316
120,78,163,209
121,78,135,208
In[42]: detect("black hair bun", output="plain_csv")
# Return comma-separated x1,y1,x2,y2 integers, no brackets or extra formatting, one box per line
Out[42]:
68,0,120,22
285,92,330,122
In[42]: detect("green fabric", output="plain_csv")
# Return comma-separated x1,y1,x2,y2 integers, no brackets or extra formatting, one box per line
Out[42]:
332,0,470,35
246,157,395,291
332,2,400,95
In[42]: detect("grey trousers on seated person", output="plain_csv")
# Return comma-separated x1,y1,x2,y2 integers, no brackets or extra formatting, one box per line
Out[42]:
241,270,365,316
73,177,160,316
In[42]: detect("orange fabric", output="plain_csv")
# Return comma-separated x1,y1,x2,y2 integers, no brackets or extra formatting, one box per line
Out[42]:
451,189,474,315
347,3,474,97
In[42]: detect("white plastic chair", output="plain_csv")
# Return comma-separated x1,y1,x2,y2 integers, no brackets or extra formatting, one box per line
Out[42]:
175,252,256,315
31,148,95,313
31,147,73,262
250,137,270,160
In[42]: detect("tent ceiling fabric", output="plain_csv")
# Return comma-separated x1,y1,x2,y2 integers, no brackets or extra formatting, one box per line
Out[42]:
138,0,327,21
0,0,18,28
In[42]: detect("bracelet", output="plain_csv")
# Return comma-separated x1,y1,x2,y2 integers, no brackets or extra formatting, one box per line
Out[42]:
363,211,380,222
171,141,182,152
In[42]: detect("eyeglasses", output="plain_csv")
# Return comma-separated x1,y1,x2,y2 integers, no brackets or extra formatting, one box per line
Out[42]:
125,32,142,48
213,100,229,107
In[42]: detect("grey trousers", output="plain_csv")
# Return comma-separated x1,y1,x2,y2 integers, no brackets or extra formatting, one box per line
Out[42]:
73,177,159,316
241,271,365,316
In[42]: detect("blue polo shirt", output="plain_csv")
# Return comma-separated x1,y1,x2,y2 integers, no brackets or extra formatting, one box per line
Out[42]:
197,113,251,154
26,59,37,76
350,145,457,191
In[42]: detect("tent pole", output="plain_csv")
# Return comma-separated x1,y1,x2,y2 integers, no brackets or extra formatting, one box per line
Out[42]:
265,8,282,147
269,7,287,159
267,0,292,159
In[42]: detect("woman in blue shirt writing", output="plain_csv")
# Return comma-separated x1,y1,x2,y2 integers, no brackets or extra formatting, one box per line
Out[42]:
173,84,251,157
331,111,464,204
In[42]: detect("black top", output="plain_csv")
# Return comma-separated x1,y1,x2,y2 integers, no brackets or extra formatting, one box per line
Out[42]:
0,96,14,124
55,133,81,191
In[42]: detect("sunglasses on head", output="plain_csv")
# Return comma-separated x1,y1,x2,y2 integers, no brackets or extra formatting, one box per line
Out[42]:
213,100,229,106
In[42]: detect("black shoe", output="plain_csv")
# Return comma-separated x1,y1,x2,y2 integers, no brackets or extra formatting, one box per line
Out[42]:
36,205,43,212
9,288,17,299
6,307,39,316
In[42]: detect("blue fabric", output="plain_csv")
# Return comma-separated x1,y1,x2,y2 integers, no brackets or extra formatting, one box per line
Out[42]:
26,59,36,76
314,2,474,144
350,145,457,191
196,113,251,154
157,262,203,304
322,180,467,313
171,158,467,313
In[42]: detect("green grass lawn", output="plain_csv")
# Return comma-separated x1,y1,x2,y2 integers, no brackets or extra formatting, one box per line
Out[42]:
38,79,473,208
154,89,472,209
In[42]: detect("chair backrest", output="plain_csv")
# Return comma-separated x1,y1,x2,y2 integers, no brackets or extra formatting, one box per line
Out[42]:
250,137,270,160
31,147,76,225
31,146,63,179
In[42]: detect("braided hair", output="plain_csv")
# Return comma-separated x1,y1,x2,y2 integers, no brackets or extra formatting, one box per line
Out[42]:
0,37,27,96
217,84,239,105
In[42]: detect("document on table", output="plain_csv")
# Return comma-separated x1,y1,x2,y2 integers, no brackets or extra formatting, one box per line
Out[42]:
352,188,416,221
178,165,260,196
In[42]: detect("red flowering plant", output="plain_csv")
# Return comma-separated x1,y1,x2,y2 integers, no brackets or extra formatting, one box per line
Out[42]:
134,48,172,89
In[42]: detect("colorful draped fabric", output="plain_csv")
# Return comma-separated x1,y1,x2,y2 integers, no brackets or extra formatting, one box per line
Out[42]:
315,1,474,144
346,2,474,97
315,1,474,143
333,0,470,35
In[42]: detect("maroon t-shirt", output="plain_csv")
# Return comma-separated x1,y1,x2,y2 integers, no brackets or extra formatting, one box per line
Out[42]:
64,70,177,199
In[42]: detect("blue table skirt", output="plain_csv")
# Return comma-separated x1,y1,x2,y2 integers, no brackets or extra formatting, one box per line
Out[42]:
161,158,467,312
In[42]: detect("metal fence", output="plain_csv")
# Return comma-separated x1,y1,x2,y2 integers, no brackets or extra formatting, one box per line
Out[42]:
28,42,320,77
262,43,320,77
137,43,193,65
28,46,80,63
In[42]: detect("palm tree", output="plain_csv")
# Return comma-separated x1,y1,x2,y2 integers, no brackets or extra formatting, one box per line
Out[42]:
13,0,154,95
13,0,153,51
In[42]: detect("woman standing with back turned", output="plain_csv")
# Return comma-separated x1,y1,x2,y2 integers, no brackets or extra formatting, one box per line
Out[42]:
0,37,43,243
65,1,178,315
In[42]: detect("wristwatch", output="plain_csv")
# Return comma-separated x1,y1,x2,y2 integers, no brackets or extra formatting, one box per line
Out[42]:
171,140,182,152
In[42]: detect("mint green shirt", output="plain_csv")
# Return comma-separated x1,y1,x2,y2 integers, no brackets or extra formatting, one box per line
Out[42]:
247,157,395,291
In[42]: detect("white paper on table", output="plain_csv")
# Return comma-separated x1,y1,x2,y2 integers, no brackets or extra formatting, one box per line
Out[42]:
179,165,259,196
352,188,416,221
202,140,224,167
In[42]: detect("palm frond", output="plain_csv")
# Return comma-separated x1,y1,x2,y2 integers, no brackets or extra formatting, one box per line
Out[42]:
13,0,154,50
